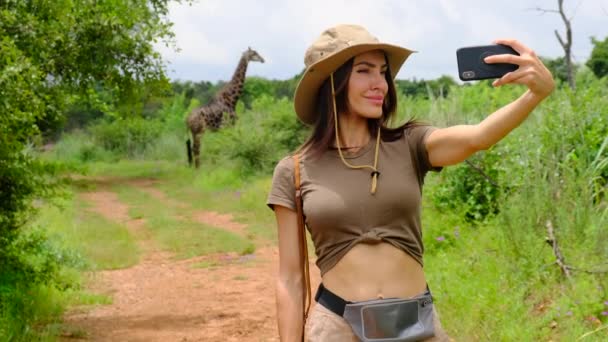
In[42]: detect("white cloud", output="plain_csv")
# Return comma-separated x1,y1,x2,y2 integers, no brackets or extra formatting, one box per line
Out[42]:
438,0,462,22
157,0,608,82
154,2,229,64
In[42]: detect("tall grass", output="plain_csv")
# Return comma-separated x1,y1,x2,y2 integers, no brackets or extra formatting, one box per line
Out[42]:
419,75,608,340
0,193,131,341
43,197,140,270
34,72,608,340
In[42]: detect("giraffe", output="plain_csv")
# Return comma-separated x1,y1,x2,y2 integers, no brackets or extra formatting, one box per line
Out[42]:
186,47,265,168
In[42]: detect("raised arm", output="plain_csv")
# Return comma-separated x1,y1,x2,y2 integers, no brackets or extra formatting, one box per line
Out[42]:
426,39,555,167
274,205,305,342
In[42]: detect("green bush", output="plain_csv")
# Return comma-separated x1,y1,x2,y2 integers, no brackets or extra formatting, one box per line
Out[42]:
587,36,608,79
200,95,309,175
48,131,117,164
415,82,520,222
255,96,309,153
432,149,503,221
90,118,164,158
0,226,78,341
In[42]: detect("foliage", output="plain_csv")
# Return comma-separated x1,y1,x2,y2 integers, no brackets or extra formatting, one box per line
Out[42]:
395,75,458,99
587,36,608,79
89,118,165,158
240,77,276,108
241,75,300,107
412,81,520,221
41,76,608,340
172,80,219,110
423,80,607,341
202,95,309,175
4,4,606,336
432,151,503,221
0,0,182,122
0,0,187,339
172,74,300,111
542,56,579,86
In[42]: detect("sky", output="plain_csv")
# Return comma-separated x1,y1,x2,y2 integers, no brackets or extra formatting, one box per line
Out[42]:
155,0,608,82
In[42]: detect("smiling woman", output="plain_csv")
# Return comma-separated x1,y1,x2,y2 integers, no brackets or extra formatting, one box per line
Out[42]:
268,24,449,341
266,23,554,342
346,52,389,120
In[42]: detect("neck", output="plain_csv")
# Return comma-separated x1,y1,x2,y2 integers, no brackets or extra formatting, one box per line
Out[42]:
218,55,249,110
334,112,370,148
230,54,249,85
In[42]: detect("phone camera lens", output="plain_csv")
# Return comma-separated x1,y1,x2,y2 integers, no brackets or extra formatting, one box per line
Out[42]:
462,71,475,79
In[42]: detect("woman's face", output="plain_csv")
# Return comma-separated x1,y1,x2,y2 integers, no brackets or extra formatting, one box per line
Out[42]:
345,50,388,120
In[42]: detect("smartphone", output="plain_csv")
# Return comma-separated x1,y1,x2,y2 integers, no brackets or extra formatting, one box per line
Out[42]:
456,44,520,81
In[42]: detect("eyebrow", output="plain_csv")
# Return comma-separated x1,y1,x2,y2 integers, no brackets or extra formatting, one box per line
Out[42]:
354,61,388,69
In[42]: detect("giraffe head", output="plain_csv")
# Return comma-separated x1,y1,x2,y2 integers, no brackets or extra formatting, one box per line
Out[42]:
244,47,265,64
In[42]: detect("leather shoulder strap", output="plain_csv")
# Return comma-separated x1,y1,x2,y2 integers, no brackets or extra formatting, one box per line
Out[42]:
293,154,311,340
294,154,302,192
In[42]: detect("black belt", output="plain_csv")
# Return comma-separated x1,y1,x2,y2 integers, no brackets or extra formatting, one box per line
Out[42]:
314,283,352,316
315,283,433,317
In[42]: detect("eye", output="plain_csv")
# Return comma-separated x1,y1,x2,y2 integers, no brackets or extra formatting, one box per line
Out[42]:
356,69,369,73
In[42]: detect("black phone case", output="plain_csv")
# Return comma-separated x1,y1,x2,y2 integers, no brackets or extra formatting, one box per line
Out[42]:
456,44,519,81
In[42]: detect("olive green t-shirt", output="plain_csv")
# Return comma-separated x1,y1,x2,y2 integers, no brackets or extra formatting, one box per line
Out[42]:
267,125,441,276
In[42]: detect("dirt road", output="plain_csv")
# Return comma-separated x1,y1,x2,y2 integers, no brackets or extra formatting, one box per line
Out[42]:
63,179,320,341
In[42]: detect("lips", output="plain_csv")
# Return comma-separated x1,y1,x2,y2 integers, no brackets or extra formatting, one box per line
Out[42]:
365,96,384,105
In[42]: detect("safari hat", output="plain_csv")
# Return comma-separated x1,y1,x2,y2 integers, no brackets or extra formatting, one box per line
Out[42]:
294,24,415,125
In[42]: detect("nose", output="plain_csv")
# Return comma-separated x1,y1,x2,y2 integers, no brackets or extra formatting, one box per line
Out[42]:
371,71,388,92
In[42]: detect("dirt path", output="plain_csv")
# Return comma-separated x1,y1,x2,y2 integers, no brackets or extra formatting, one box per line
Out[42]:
63,179,320,341
128,178,248,237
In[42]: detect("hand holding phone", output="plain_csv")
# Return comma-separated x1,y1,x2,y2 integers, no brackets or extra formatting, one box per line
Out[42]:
456,44,520,81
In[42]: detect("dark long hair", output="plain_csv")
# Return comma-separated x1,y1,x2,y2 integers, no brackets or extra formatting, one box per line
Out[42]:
297,53,419,158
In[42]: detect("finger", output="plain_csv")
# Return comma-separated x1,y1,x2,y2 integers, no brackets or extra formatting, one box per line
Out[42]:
492,72,512,87
484,54,525,65
508,74,535,86
493,38,532,55
493,69,531,87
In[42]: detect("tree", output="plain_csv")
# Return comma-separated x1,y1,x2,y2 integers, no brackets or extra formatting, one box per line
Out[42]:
395,76,457,99
0,0,188,335
586,36,608,79
541,56,578,85
532,0,576,89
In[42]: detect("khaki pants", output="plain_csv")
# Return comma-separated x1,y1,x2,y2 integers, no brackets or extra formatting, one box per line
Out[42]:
305,302,450,341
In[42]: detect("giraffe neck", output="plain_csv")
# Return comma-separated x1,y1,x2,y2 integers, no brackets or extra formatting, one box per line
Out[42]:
218,54,249,110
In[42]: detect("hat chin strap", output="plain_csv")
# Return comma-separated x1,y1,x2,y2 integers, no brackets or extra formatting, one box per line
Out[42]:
330,73,381,195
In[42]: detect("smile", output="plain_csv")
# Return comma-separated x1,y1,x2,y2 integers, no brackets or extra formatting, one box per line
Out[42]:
365,96,384,105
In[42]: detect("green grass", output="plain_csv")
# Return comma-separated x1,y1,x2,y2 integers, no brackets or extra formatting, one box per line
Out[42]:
85,159,185,180
0,285,72,342
65,158,607,341
65,290,112,306
421,173,608,341
42,196,140,270
0,194,127,342
88,158,279,245
157,173,278,244
191,260,222,269
112,184,256,259
22,76,606,341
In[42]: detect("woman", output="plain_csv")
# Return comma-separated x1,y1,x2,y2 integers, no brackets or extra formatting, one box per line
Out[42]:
267,24,554,341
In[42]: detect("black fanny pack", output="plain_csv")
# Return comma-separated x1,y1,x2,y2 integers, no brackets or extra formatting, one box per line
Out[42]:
315,283,435,341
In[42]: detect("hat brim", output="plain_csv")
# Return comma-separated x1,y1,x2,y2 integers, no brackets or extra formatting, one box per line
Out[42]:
294,43,415,125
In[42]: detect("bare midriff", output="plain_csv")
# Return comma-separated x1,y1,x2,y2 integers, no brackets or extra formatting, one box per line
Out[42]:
321,242,426,302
